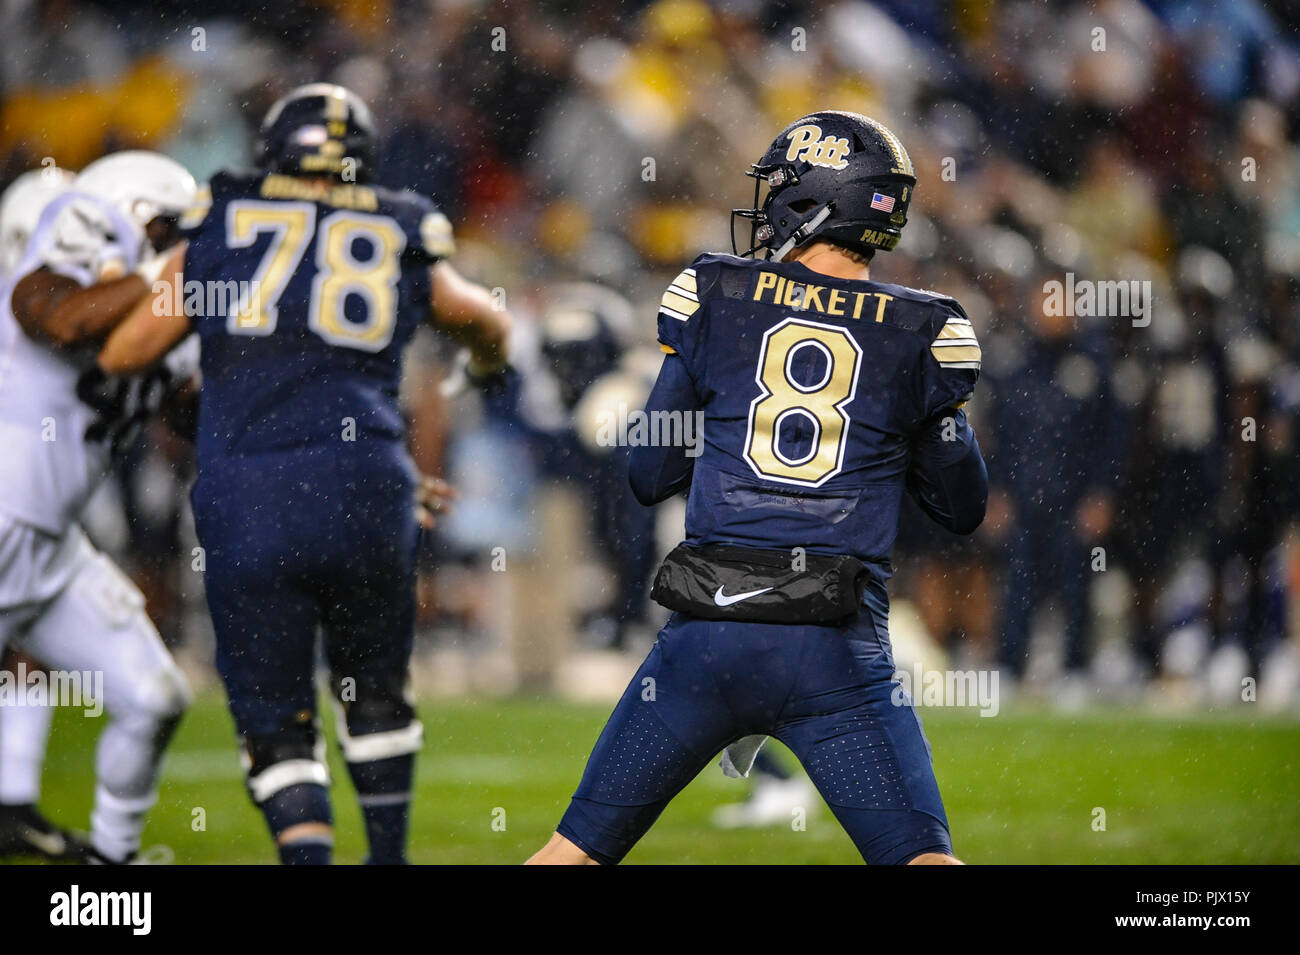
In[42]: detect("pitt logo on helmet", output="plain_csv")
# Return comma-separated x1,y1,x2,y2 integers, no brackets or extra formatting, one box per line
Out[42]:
784,125,851,170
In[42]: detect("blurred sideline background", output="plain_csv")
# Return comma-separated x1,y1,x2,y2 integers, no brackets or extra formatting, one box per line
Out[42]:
3,0,1300,711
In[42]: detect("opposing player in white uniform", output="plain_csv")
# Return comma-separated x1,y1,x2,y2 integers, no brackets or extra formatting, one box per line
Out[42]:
0,166,92,860
0,153,196,863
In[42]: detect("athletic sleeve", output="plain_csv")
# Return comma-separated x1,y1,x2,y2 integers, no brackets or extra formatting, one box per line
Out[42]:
906,406,988,534
655,260,705,363
399,192,455,265
921,299,981,418
628,351,701,506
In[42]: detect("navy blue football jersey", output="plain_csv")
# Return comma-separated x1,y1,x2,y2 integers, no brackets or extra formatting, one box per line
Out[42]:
181,169,455,460
657,252,980,579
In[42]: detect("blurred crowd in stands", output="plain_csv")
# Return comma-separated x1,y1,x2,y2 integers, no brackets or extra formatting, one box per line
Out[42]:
3,0,1299,707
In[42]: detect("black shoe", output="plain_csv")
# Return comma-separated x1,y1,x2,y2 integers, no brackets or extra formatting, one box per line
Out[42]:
0,803,91,862
84,843,174,865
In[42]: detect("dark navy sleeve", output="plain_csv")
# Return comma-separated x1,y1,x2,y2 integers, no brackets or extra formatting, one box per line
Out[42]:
628,352,700,506
395,191,455,266
655,256,710,367
906,407,988,534
921,299,981,419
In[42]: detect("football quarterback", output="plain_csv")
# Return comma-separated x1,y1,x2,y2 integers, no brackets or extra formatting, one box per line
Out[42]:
530,111,987,865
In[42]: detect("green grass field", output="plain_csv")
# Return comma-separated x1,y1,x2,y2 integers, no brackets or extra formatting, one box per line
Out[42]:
20,695,1300,864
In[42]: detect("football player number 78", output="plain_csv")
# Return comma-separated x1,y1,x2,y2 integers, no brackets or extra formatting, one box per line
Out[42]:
225,199,405,353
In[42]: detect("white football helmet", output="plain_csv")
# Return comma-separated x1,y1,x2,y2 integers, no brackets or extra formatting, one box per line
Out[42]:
74,150,197,252
0,166,76,275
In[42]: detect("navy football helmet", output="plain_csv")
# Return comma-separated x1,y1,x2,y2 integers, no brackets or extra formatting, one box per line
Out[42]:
733,110,917,261
540,283,636,410
256,83,377,181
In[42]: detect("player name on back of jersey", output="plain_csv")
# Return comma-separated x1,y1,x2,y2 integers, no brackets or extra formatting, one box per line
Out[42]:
258,173,379,211
751,270,895,323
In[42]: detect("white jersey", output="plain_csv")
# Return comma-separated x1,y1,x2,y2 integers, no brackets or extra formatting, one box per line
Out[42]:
0,191,142,535
0,180,191,868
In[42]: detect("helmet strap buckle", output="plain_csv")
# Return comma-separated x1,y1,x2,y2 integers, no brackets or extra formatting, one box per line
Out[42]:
772,204,833,262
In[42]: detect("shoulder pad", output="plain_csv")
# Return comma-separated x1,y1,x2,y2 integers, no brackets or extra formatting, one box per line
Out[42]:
180,169,257,234
207,169,262,197
859,281,964,335
179,182,212,231
657,252,758,316
677,251,777,307
658,263,703,322
926,298,980,371
376,187,455,260
657,253,740,355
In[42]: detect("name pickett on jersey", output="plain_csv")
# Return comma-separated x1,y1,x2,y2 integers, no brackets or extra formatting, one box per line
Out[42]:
656,254,981,399
751,269,896,322
748,269,981,370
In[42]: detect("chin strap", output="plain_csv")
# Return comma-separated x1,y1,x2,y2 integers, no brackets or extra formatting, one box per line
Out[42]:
772,205,833,262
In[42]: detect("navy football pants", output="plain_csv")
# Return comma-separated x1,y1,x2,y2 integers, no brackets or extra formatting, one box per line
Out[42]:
558,582,953,864
192,446,418,741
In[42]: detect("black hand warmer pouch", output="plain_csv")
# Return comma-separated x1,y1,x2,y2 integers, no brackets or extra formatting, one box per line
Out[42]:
651,542,870,625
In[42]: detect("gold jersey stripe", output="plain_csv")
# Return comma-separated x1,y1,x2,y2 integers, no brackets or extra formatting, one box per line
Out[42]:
179,185,212,229
931,343,982,364
672,269,698,293
420,212,456,258
661,290,700,317
937,323,978,341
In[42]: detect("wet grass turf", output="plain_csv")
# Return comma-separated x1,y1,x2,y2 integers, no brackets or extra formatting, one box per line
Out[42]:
16,695,1300,864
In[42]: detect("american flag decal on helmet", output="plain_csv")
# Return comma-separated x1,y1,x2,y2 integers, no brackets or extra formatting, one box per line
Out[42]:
870,192,895,212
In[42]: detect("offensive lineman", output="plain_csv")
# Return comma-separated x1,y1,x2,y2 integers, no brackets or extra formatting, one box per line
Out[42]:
529,112,988,865
96,84,511,864
0,155,196,863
